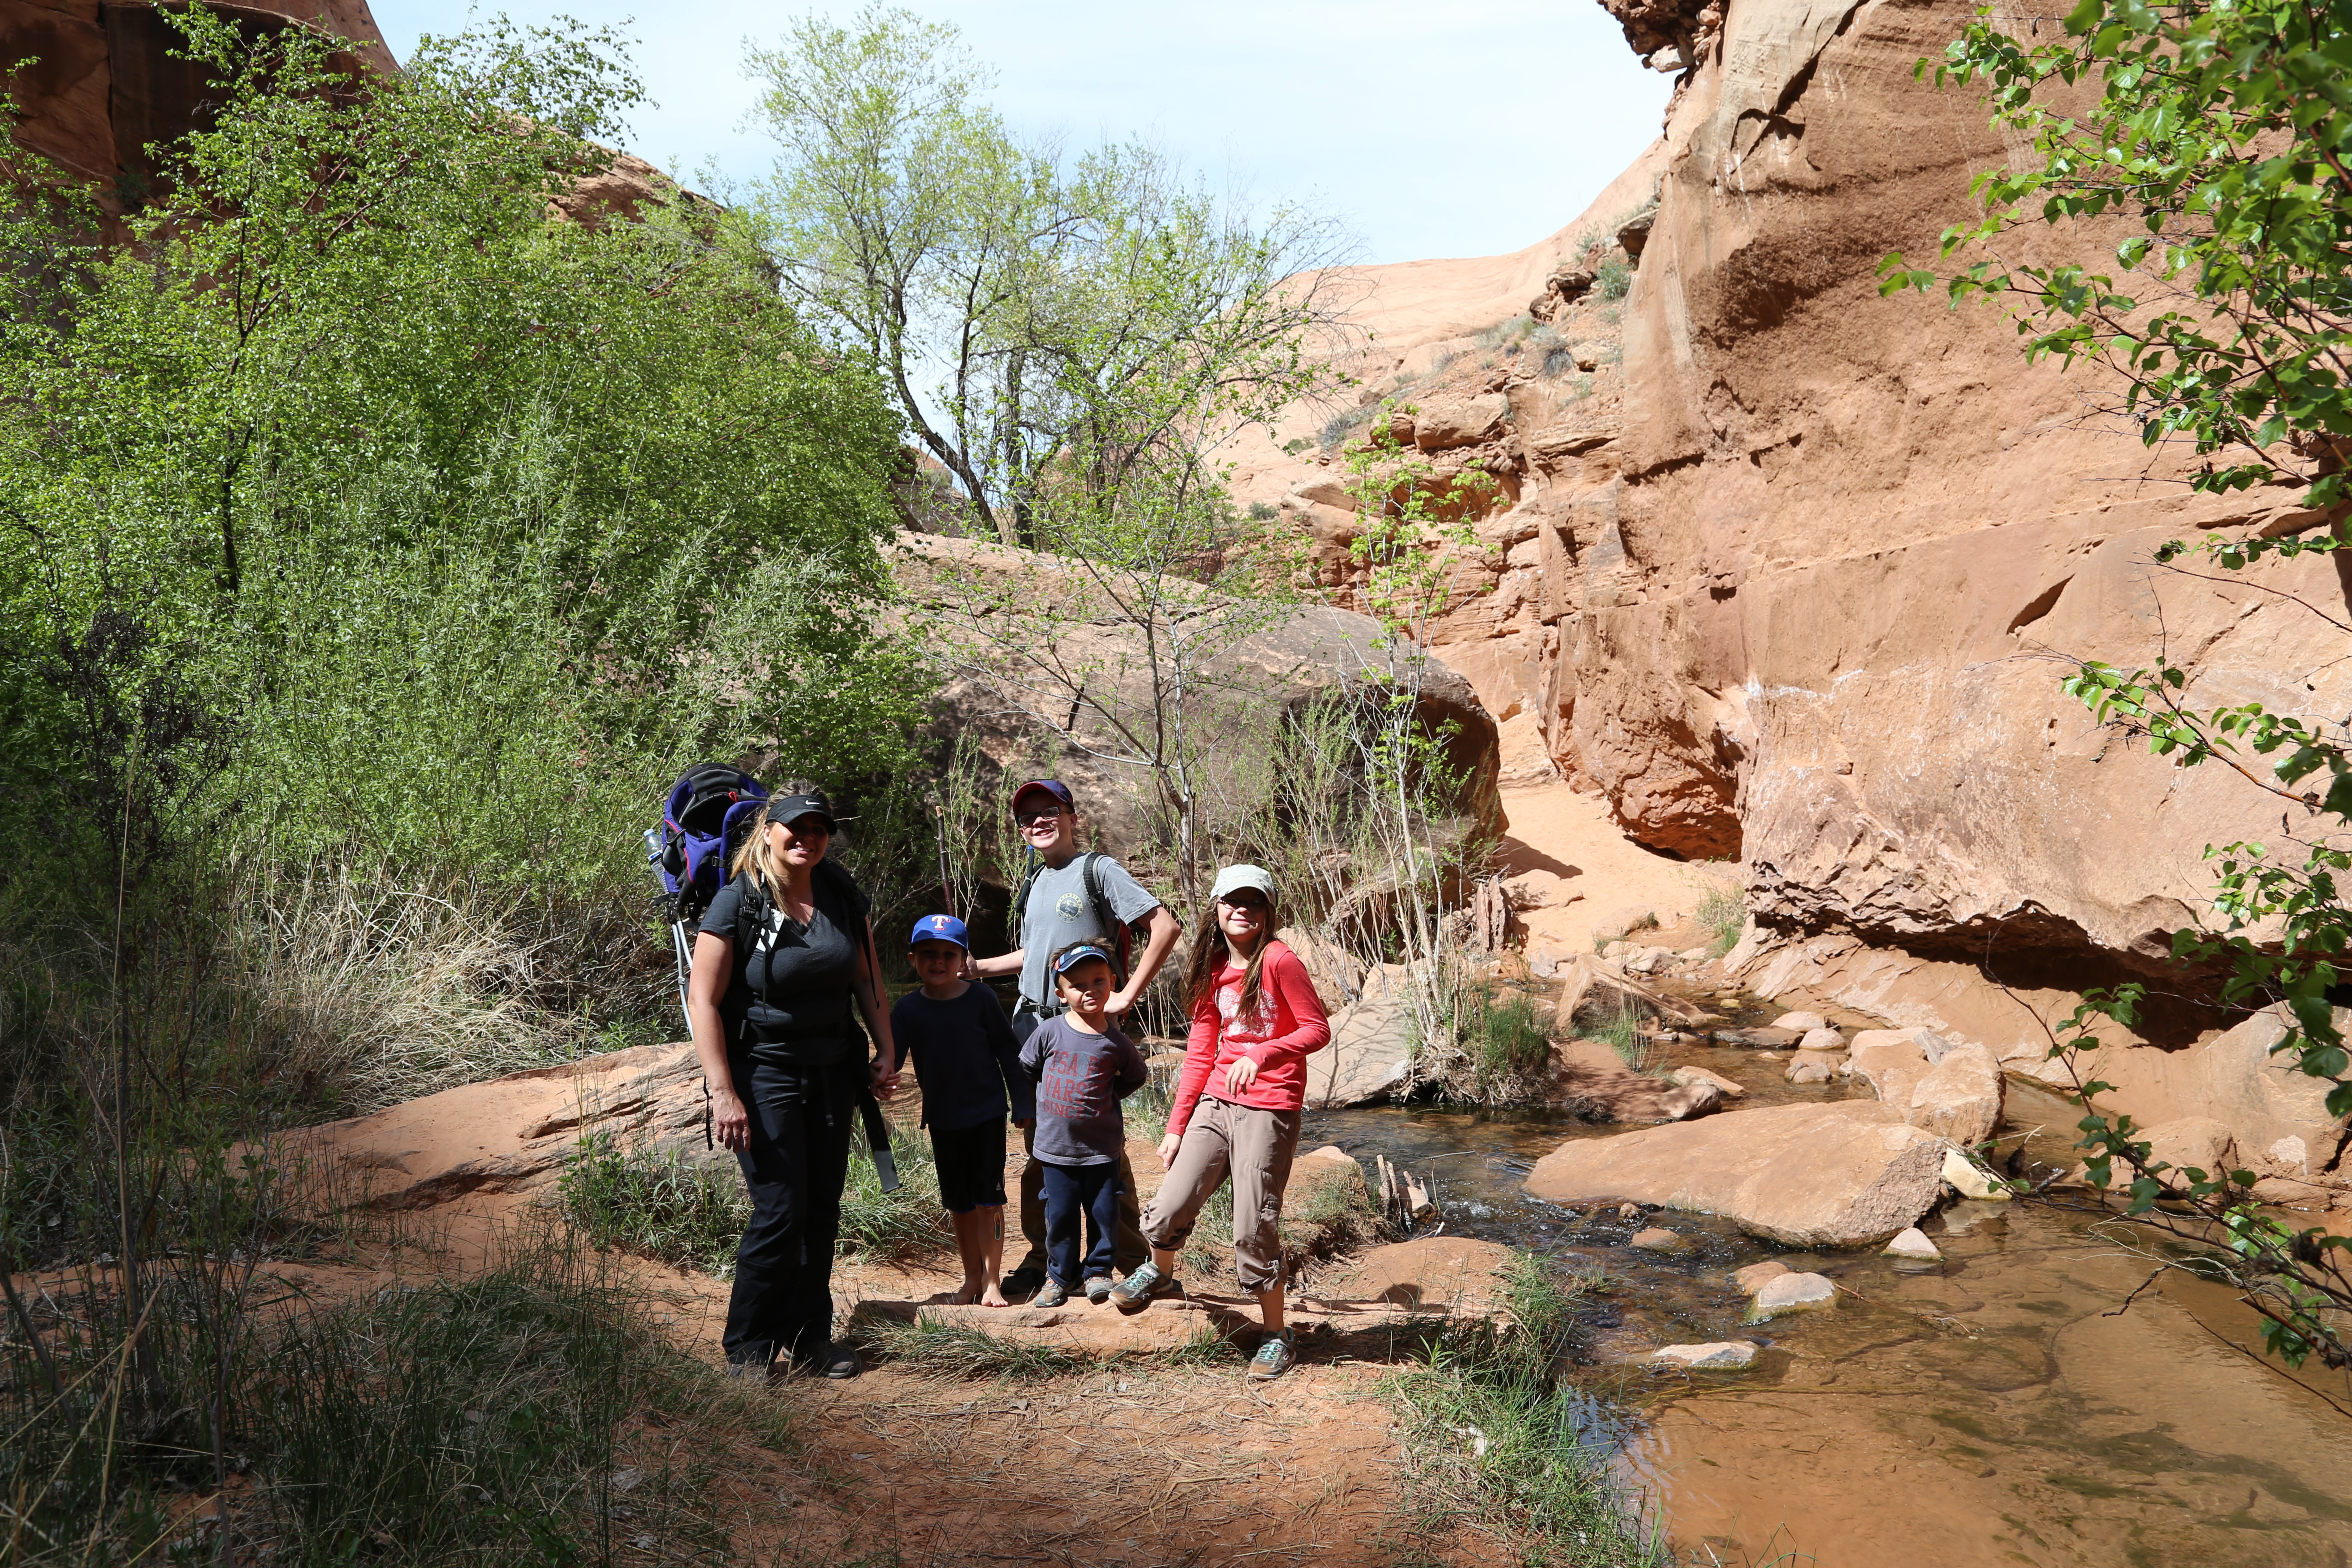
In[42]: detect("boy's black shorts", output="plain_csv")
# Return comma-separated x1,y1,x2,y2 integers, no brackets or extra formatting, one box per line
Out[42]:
928,1116,1008,1214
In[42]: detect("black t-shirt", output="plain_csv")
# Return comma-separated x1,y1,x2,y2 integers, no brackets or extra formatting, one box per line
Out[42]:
699,874,864,1065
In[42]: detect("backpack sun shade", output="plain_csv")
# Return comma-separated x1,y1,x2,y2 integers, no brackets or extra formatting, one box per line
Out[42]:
642,763,896,1188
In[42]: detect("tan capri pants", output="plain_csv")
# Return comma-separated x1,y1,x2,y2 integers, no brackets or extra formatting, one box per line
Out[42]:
1140,1097,1300,1294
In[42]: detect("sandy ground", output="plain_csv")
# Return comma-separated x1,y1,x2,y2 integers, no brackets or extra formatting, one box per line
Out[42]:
1496,781,1737,961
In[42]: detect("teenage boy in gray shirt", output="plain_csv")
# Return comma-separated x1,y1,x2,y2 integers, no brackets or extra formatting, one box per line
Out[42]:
968,778,1181,1298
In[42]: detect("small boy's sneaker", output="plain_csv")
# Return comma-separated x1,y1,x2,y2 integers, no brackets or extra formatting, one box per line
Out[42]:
1083,1275,1113,1305
1032,1278,1071,1308
1108,1262,1181,1313
1247,1328,1297,1381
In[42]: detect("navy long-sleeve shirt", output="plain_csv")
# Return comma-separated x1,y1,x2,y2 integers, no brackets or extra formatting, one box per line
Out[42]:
890,983,1032,1131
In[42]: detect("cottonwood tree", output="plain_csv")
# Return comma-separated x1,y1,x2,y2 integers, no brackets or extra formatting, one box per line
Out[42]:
1887,0,2352,1366
743,3,1357,550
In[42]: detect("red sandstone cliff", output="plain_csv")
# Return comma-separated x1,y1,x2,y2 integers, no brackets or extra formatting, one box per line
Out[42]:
3,1,391,203
1234,0,2343,1111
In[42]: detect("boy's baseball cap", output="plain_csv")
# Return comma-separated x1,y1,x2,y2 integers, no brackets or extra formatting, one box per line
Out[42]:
1210,864,1277,903
1011,779,1075,815
1052,942,1115,975
909,914,968,951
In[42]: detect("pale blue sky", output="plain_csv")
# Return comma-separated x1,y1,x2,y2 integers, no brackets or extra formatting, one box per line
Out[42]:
376,1,1670,266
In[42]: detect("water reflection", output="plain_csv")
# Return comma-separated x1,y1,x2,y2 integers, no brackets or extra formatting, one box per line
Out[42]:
1303,1042,2352,1566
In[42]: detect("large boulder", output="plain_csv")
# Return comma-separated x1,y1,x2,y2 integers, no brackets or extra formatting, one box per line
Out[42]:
1306,971,1414,1108
1842,1028,2004,1145
1414,395,1509,450
1549,1040,1721,1122
1524,1101,1950,1247
896,535,1504,892
1905,1041,2004,1146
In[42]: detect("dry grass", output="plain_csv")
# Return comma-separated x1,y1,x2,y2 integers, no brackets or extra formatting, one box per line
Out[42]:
227,866,595,1113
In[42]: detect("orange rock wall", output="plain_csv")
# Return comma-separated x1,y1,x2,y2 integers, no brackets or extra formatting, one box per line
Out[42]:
1596,0,2339,996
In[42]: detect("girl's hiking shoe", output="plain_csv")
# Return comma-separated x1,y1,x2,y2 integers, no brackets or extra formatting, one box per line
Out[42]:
1108,1262,1181,1313
1031,1278,1072,1308
1084,1274,1113,1305
1247,1329,1297,1381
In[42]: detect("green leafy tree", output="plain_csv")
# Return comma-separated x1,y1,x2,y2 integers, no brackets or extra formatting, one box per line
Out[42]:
1885,0,2352,1366
0,12,911,899
742,3,1355,549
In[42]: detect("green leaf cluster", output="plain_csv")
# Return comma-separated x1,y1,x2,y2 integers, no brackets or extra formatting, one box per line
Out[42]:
744,4,1352,551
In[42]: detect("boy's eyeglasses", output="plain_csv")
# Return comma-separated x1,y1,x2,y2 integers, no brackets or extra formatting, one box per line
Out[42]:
1015,809,1065,827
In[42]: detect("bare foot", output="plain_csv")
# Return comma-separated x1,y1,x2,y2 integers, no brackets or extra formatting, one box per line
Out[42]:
947,1283,980,1306
978,1284,1009,1308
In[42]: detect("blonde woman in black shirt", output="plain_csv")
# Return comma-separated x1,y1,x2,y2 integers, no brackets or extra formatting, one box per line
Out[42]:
687,782,899,1380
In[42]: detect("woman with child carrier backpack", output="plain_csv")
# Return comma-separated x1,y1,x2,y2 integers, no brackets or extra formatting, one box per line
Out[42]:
686,782,900,1381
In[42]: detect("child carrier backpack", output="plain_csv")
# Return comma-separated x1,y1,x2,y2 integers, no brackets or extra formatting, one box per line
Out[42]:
647,763,771,925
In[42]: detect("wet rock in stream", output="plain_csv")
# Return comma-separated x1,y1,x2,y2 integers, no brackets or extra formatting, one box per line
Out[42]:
1525,1101,1949,1246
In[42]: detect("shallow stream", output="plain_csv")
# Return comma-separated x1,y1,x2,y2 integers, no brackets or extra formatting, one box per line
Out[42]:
1302,1008,2352,1567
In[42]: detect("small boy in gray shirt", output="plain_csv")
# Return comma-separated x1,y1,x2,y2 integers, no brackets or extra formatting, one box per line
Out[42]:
1017,942,1149,1308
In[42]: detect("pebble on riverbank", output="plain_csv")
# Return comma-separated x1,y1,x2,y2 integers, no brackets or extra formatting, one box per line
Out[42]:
1629,1227,1686,1253
1746,1271,1836,1322
1883,1226,1940,1260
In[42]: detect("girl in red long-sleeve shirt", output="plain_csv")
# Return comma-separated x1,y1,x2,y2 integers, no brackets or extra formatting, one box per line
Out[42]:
1109,864,1330,1380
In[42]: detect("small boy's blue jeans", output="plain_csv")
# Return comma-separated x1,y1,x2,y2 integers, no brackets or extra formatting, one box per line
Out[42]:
1040,1160,1121,1286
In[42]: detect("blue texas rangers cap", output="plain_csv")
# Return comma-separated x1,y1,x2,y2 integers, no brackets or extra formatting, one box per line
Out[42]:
909,914,969,951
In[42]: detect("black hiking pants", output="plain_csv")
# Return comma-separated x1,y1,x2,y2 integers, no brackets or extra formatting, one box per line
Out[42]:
724,1052,856,1367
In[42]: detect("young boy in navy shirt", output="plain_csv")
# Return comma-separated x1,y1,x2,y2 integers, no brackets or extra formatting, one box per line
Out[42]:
1017,941,1149,1308
891,915,1031,1307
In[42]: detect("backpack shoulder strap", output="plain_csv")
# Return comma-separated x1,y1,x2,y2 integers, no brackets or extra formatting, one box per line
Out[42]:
1010,850,1044,943
815,857,880,985
1079,852,1130,983
734,876,772,957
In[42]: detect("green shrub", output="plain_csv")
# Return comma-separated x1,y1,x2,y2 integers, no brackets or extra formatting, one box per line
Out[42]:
1384,1253,1661,1565
1,1234,789,1567
1465,983,1553,1081
1318,404,1378,449
1598,257,1632,300
557,1132,750,1275
1697,883,1745,958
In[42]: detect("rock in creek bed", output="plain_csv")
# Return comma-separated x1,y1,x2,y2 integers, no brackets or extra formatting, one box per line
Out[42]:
1523,1102,1949,1247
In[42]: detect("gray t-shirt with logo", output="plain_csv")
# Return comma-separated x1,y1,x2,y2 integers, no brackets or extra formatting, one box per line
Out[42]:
1015,853,1161,1014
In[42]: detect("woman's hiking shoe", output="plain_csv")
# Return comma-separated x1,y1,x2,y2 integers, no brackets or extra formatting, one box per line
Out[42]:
796,1341,862,1380
1108,1262,1181,1313
1002,1265,1047,1300
1247,1329,1297,1381
1084,1275,1113,1305
1032,1278,1072,1308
